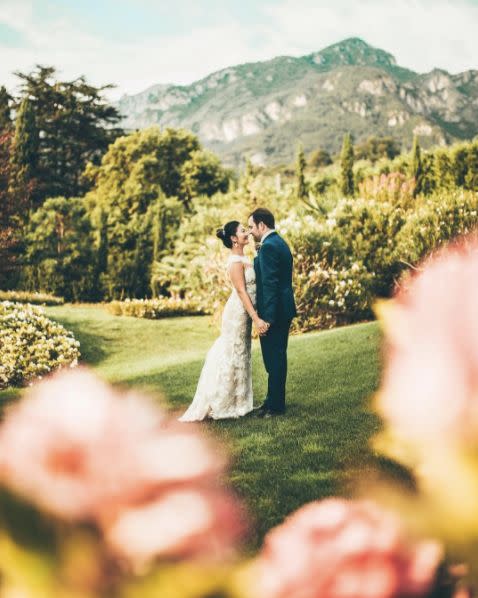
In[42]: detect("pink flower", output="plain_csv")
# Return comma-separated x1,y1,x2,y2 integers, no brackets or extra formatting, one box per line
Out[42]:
0,368,245,564
376,238,478,444
255,499,441,598
105,488,244,565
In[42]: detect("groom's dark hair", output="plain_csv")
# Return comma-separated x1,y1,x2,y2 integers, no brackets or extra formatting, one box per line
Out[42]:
250,208,275,229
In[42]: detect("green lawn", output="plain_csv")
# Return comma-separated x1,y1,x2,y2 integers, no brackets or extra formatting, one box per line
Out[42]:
0,304,383,550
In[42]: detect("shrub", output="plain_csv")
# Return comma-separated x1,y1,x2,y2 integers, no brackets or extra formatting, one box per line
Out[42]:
0,301,80,388
0,291,64,305
324,198,406,296
107,296,208,319
396,191,478,266
293,258,374,332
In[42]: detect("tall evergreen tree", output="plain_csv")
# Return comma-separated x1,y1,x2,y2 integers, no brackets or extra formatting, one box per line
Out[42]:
14,65,122,203
24,197,95,300
9,97,39,212
295,144,307,200
0,87,12,133
452,144,469,187
92,208,108,299
434,149,454,190
340,133,354,197
464,141,478,191
0,129,19,288
410,136,423,196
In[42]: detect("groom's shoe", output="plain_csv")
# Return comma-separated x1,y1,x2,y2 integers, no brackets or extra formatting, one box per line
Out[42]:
260,407,286,418
253,405,269,417
257,407,285,418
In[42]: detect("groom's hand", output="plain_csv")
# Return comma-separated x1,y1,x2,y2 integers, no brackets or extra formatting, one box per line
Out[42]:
255,318,270,336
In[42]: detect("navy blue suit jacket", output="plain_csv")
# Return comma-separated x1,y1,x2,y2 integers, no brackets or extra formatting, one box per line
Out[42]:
254,231,297,325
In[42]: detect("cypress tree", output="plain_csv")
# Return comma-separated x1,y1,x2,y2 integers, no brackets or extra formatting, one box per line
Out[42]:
434,149,454,190
410,136,423,196
0,86,11,133
464,141,478,191
10,97,39,210
92,208,108,299
452,144,468,187
295,144,307,200
340,133,354,197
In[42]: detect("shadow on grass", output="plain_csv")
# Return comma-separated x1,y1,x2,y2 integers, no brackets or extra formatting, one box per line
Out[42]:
125,346,383,551
48,316,109,366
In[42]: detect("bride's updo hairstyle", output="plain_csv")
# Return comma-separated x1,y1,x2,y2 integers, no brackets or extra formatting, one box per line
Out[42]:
216,220,240,249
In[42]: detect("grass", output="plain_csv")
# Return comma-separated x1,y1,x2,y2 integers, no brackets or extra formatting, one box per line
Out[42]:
0,304,384,550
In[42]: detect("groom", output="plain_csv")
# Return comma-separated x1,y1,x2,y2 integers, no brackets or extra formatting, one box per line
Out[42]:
248,208,297,417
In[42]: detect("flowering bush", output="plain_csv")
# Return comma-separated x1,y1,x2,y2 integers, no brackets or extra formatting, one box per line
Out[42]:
0,290,64,305
107,296,208,318
0,368,246,596
0,301,80,388
372,236,478,592
395,191,478,267
149,182,478,333
254,498,441,598
293,258,373,331
358,172,416,205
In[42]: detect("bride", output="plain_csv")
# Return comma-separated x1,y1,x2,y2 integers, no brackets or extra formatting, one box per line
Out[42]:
179,220,269,421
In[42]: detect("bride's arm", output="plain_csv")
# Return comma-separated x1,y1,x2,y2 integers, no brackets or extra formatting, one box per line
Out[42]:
229,263,268,332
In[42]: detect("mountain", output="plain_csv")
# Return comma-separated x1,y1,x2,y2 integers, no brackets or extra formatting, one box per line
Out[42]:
116,38,478,167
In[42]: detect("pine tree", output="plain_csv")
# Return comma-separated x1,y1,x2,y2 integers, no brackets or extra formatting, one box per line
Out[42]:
14,65,122,202
0,86,12,133
340,133,354,197
9,97,39,213
295,144,307,200
410,136,423,196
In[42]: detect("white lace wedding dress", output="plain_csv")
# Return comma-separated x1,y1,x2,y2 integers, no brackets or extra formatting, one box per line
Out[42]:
179,255,255,421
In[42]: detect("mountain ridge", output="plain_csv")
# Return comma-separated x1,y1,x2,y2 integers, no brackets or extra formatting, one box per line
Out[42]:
116,37,478,167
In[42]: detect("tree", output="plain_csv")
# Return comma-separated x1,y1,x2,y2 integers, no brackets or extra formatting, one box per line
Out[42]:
452,144,469,187
9,97,39,212
410,136,423,196
91,208,108,300
14,65,122,203
0,130,20,288
464,141,478,191
24,197,95,300
433,149,454,190
295,144,308,200
85,128,197,298
340,133,355,197
0,86,12,133
309,147,332,168
355,136,401,162
180,149,230,206
420,153,435,195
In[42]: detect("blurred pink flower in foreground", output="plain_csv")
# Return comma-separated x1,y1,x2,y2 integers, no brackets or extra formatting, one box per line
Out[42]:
255,498,441,598
0,368,245,565
377,238,478,444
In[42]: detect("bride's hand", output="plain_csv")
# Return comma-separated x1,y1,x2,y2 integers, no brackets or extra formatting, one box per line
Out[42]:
254,318,270,336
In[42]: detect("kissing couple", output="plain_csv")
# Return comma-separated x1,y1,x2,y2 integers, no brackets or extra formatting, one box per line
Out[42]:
180,207,297,422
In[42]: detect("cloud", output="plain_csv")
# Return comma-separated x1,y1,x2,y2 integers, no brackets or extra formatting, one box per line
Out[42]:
263,0,478,74
0,0,477,100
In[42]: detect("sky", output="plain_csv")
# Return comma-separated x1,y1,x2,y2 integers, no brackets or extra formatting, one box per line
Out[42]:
0,0,477,100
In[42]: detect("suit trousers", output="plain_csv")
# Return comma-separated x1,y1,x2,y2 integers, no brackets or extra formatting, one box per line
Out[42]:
259,319,292,413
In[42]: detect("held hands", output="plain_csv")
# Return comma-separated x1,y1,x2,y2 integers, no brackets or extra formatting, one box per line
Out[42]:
254,318,270,336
